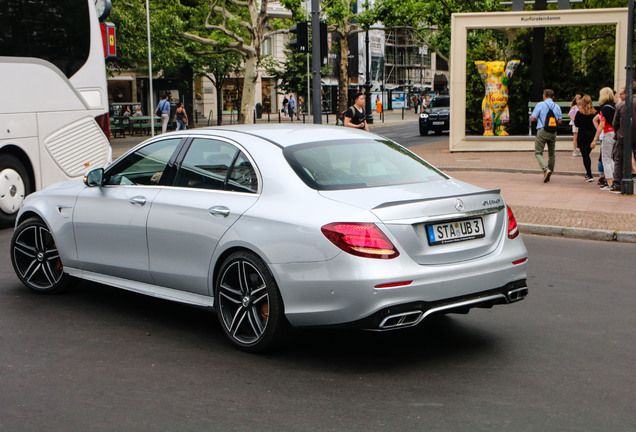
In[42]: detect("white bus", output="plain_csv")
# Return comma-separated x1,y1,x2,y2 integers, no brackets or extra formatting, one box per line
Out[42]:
0,0,112,227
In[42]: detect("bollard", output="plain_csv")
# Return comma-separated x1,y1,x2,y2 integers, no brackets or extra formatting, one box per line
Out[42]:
253,110,256,124
402,107,404,120
302,113,305,123
278,109,281,123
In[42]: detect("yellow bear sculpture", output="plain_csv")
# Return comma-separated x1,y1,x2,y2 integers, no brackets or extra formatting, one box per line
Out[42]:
475,60,520,136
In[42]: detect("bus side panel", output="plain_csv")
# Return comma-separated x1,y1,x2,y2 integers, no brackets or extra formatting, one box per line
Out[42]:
37,111,112,188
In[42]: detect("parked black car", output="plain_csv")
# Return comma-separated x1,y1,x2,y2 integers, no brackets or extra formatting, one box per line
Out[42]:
419,96,450,136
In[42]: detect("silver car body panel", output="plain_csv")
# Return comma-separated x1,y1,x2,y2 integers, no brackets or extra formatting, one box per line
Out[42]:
15,125,528,330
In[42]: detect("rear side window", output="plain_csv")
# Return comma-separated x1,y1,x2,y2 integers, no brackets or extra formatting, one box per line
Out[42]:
174,138,259,193
0,0,91,78
284,139,445,190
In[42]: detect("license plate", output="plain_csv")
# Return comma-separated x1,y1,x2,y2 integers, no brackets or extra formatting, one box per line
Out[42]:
432,121,445,126
426,217,485,245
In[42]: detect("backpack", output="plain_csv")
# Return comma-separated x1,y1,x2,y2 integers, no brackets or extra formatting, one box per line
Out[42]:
544,102,558,133
338,105,357,126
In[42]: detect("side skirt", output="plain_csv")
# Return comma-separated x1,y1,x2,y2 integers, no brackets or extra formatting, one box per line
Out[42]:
65,267,215,308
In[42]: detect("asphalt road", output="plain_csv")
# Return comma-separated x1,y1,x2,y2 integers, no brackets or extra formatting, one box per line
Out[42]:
372,121,448,148
1,227,635,432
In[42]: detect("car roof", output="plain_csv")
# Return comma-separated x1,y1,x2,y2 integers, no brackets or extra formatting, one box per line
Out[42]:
179,124,377,148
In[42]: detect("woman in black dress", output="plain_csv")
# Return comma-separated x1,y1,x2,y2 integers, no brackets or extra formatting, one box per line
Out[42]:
574,95,598,182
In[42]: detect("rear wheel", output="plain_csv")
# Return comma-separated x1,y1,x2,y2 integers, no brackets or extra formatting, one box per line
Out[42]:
0,155,31,228
11,217,69,294
215,251,289,352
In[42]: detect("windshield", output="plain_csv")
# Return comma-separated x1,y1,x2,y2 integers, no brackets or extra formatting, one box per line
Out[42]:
284,139,446,190
429,97,450,108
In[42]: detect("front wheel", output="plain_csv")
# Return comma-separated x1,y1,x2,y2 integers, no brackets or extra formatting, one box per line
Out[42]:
11,217,69,294
419,127,428,136
215,251,289,352
0,155,31,228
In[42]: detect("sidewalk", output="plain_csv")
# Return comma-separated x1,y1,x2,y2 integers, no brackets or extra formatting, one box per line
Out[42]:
110,110,636,242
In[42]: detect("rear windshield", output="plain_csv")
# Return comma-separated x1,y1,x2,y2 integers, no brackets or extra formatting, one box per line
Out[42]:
284,139,446,190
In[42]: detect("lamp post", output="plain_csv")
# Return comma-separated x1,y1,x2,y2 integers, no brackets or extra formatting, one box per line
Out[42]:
621,0,634,195
145,0,155,136
364,29,373,124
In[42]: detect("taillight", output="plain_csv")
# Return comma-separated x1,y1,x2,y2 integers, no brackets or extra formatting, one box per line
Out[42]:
507,205,519,239
95,112,111,140
321,223,399,259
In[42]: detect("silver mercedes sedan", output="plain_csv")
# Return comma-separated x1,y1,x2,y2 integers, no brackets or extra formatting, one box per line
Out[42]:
10,125,528,352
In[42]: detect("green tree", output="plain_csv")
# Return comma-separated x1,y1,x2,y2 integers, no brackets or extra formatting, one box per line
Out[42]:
180,0,293,123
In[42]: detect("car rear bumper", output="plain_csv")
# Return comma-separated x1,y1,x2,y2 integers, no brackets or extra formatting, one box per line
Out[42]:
270,240,528,327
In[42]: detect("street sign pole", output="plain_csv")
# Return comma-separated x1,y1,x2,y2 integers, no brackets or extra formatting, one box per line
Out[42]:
311,0,322,124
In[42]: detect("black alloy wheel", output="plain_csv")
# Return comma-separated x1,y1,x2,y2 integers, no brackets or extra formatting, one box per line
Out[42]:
215,251,288,352
11,217,69,293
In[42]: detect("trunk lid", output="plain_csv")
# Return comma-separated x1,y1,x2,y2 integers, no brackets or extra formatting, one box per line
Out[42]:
319,179,507,264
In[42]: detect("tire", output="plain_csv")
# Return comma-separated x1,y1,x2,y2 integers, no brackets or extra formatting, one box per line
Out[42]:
0,155,31,228
11,217,69,294
215,251,289,352
419,127,428,136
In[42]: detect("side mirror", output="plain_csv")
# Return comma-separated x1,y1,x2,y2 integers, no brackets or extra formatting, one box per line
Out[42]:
84,168,104,187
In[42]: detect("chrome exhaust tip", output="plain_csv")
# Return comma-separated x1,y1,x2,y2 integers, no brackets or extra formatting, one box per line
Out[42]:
507,287,528,302
379,311,423,329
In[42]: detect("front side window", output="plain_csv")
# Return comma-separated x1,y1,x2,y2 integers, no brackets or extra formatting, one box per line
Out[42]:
106,139,182,186
284,139,445,190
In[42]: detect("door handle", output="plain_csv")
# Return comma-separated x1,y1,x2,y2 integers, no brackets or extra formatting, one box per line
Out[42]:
209,206,230,217
129,196,147,206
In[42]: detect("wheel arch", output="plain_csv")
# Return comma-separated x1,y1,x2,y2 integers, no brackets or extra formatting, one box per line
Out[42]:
0,145,36,193
16,210,44,227
211,246,282,302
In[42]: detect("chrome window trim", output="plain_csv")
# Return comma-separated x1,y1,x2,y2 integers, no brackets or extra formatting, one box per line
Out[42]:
174,135,263,195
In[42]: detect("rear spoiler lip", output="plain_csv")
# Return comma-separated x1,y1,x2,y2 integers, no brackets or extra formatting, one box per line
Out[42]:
372,188,502,210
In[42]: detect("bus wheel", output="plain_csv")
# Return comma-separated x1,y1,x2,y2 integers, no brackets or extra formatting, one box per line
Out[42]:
0,155,31,228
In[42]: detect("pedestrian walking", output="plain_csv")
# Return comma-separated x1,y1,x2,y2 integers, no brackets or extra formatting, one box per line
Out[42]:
156,94,171,134
288,95,296,120
376,96,383,114
530,89,562,182
592,88,616,190
568,95,581,157
282,96,288,115
611,82,636,193
574,95,598,182
175,102,188,131
343,92,369,131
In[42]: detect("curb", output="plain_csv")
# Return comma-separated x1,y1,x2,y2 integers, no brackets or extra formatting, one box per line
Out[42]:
440,166,588,177
519,223,636,243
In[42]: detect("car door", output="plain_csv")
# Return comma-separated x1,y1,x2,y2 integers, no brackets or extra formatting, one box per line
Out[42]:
73,138,183,283
147,137,260,295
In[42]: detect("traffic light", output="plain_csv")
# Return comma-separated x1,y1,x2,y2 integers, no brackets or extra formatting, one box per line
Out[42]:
289,21,308,53
320,21,328,65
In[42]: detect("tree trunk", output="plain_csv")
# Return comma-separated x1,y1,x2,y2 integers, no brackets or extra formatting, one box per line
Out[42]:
338,33,350,116
216,80,224,125
240,53,258,124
